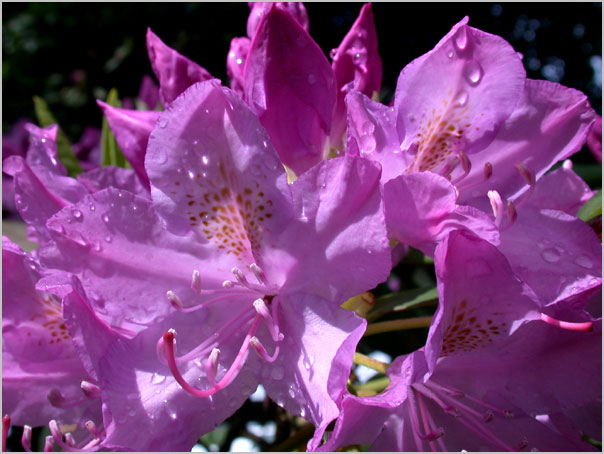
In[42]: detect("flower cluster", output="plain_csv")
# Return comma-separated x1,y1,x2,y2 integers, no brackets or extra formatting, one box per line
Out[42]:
2,3,601,452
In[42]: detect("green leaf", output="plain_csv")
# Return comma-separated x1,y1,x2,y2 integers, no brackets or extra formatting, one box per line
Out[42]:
101,88,128,168
577,190,602,222
32,96,83,176
367,286,438,322
200,422,230,450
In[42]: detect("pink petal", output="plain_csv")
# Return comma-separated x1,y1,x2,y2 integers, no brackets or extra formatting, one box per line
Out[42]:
77,166,150,199
244,6,336,175
246,2,309,38
395,17,525,174
226,37,250,97
384,172,499,256
587,115,602,163
146,80,291,270
331,3,382,146
457,79,596,206
97,100,160,189
146,28,214,105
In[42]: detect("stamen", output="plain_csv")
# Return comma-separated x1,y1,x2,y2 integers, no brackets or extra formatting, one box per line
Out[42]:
2,415,10,452
206,348,221,386
65,433,77,447
250,263,269,287
48,388,91,409
222,280,235,288
483,162,493,181
253,298,281,342
43,436,55,452
250,336,280,362
499,200,518,232
170,292,248,313
513,162,535,209
488,190,504,227
452,151,472,184
162,316,262,398
167,290,183,309
81,380,102,399
231,267,249,287
85,421,104,439
416,388,445,451
407,388,427,451
540,313,593,332
441,156,460,180
21,425,32,452
49,420,101,452
191,270,202,293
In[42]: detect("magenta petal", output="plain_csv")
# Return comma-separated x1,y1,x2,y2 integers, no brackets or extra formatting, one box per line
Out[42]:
331,3,382,145
146,28,214,105
137,74,161,110
396,17,525,173
587,115,602,163
272,156,391,302
77,166,150,199
345,90,410,182
244,6,337,175
246,2,309,38
226,37,251,97
384,172,499,256
146,80,292,269
61,274,260,451
2,239,95,427
97,100,160,189
427,230,540,369
260,294,365,449
498,208,602,307
458,79,596,205
41,187,214,332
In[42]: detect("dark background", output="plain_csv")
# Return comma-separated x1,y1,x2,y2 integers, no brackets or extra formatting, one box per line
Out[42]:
3,2,602,141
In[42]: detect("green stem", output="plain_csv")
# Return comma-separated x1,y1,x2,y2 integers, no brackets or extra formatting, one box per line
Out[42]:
270,423,315,452
364,315,433,337
353,352,389,374
354,376,391,393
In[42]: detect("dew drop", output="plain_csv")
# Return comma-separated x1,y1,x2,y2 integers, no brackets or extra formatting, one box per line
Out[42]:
93,241,102,252
288,387,296,399
150,373,166,385
117,191,124,198
102,214,110,224
463,60,484,86
454,26,468,50
574,255,593,269
201,155,209,166
187,170,195,180
104,235,112,243
89,203,96,212
447,49,455,59
541,248,561,263
236,58,243,65
360,134,376,154
270,366,285,381
454,91,469,107
307,74,317,85
72,209,83,220
361,121,375,136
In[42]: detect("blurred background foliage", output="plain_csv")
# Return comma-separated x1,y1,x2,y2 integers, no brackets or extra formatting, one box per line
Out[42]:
2,3,602,451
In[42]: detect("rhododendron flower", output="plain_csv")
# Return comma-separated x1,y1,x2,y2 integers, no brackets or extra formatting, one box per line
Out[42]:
316,231,601,452
37,80,391,451
2,238,106,452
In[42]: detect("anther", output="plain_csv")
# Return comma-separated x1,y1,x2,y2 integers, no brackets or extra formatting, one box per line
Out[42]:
85,421,103,439
250,336,280,362
514,162,536,209
206,348,221,386
253,298,281,342
452,151,472,184
22,425,32,452
222,280,235,288
191,270,202,294
65,433,76,447
2,415,10,453
81,380,102,399
499,200,518,231
483,162,493,181
43,436,55,452
231,267,249,287
540,313,593,332
167,290,183,309
250,263,268,287
441,156,460,180
487,190,504,226
562,159,573,170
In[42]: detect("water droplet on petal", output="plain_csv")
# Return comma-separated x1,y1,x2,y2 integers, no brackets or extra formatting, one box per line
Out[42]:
360,134,376,154
463,60,484,86
361,121,375,136
454,26,468,50
150,373,166,385
102,214,110,224
454,91,469,107
541,248,561,263
288,387,295,399
72,209,83,220
574,255,593,269
447,49,455,59
93,241,102,252
89,203,96,211
236,58,243,65
270,366,285,381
